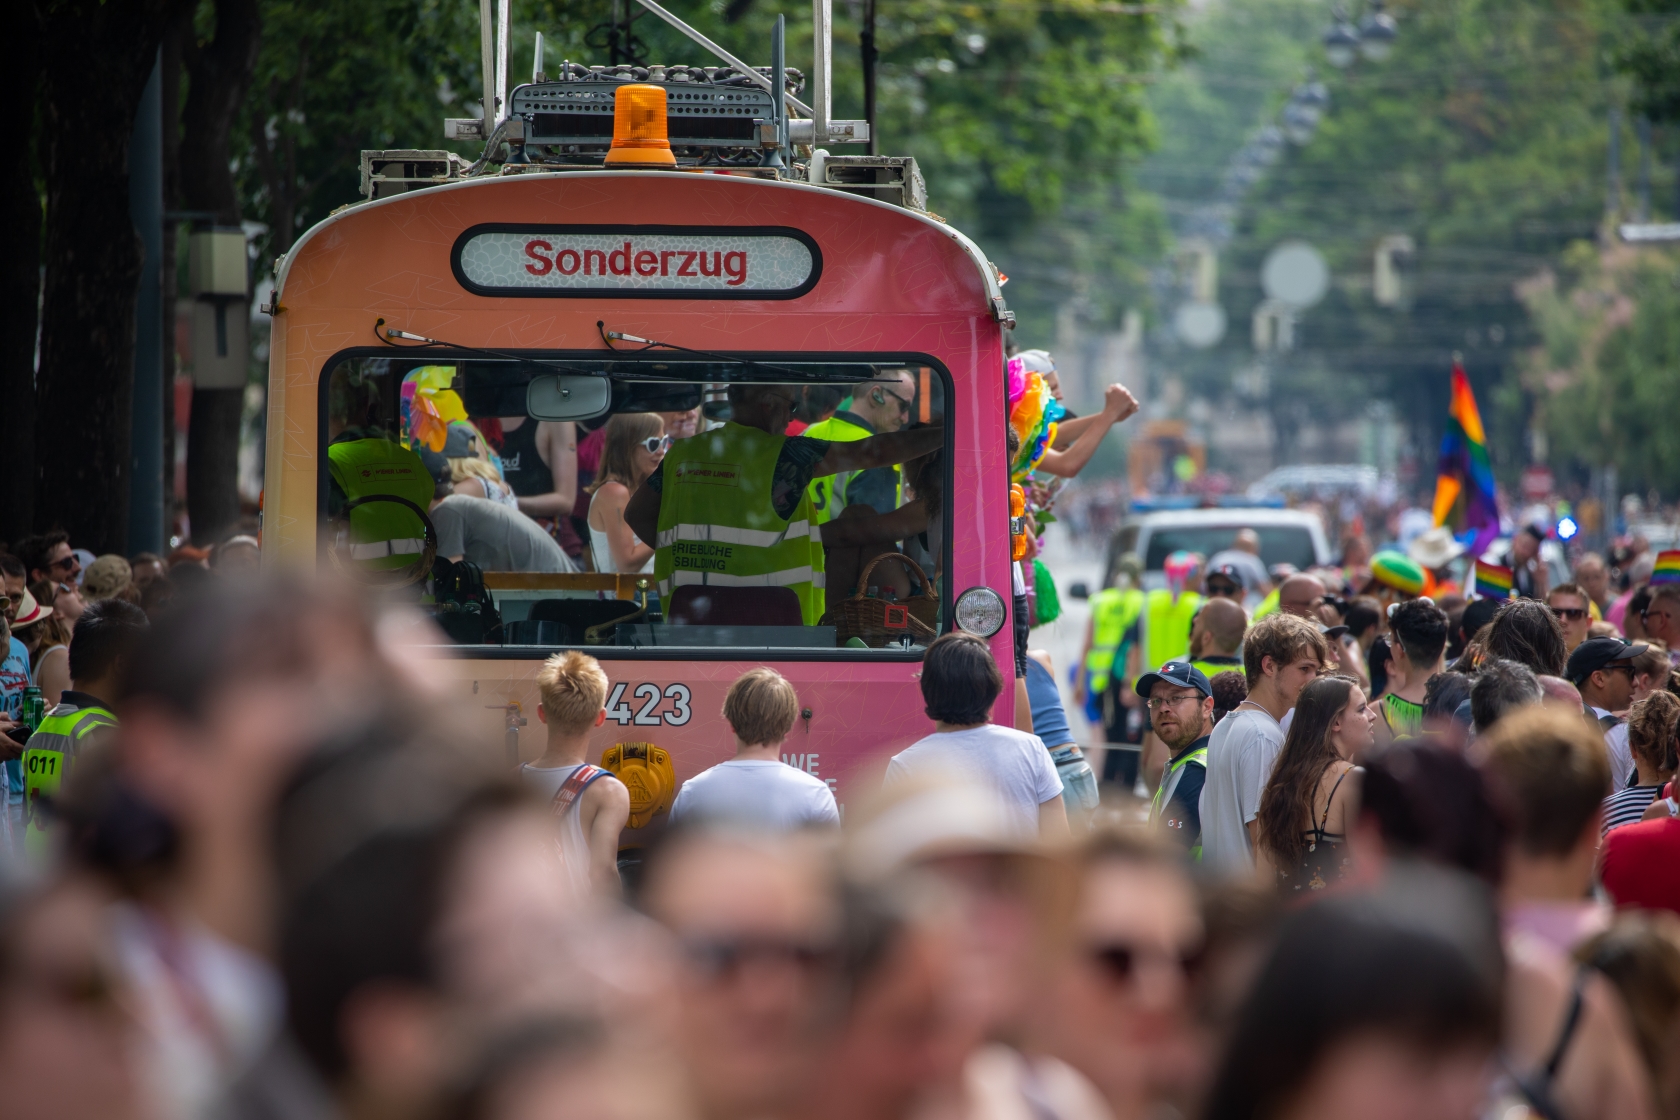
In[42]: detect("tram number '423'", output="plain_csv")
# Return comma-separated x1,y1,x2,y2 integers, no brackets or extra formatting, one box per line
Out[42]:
605,683,693,727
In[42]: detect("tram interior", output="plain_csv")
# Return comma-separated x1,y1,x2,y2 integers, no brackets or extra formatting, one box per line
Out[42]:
321,355,948,654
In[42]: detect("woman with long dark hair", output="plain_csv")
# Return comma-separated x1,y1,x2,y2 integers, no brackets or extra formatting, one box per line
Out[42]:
1255,676,1374,891
585,413,667,573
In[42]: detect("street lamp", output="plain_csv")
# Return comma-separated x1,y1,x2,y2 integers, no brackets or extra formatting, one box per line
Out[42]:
1359,0,1398,61
1323,8,1360,68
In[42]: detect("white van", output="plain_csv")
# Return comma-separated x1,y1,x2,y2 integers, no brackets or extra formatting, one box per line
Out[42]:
1103,507,1332,590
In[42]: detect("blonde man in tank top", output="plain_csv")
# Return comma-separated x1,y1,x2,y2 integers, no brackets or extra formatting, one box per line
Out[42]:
521,651,631,896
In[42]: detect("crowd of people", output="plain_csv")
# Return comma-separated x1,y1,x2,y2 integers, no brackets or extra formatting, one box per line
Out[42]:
7,339,1680,1120
1049,506,1680,1119
0,524,1670,1120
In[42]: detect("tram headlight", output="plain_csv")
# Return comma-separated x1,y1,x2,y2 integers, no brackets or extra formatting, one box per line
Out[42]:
954,586,1007,638
605,84,678,167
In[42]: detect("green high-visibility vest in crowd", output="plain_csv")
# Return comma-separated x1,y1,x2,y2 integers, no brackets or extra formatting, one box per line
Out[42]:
1192,657,1244,684
1084,587,1144,692
23,699,117,858
326,437,435,571
654,422,827,625
1142,588,1202,674
802,413,900,524
1151,743,1209,861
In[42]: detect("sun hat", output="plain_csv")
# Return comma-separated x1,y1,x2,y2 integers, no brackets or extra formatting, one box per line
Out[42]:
1369,551,1425,596
10,590,50,628
81,554,133,602
1408,526,1465,571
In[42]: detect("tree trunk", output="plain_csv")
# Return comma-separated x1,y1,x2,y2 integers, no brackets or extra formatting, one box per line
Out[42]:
161,15,186,545
34,0,189,553
181,0,262,546
0,10,42,544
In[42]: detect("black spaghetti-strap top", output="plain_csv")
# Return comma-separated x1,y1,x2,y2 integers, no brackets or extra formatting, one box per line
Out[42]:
499,419,554,497
1280,768,1353,893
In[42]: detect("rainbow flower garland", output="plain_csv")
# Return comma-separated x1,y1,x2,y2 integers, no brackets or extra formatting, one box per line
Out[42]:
1006,355,1067,483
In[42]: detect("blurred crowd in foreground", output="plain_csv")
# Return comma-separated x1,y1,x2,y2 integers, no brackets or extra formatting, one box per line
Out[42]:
0,572,1675,1120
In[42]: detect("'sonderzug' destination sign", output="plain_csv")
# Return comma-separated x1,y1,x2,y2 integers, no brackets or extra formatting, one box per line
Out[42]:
452,225,820,299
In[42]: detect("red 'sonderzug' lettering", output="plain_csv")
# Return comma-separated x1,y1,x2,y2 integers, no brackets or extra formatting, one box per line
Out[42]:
510,239,757,286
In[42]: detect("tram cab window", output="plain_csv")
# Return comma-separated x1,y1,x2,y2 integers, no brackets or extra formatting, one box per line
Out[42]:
318,354,950,657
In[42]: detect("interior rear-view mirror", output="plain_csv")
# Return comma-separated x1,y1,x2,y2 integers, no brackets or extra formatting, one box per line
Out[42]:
527,375,611,421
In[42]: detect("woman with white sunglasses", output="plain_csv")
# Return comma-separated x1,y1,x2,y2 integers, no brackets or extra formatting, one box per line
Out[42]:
586,413,670,573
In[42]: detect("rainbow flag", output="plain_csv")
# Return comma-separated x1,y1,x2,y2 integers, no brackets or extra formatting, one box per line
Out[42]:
1653,550,1680,586
1474,560,1513,600
1431,361,1501,558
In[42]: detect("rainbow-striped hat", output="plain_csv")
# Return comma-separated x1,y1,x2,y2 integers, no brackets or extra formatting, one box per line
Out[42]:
1652,550,1680,586
1474,560,1513,600
1369,551,1425,596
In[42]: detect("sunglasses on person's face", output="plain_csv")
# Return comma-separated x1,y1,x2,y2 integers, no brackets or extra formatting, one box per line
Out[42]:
1207,581,1240,597
1551,606,1588,621
881,387,913,413
47,555,78,574
639,435,673,454
1088,940,1205,984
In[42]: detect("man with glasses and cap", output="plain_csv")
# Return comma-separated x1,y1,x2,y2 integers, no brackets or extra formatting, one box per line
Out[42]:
1203,562,1246,603
1568,635,1646,741
1139,661,1214,857
801,369,918,522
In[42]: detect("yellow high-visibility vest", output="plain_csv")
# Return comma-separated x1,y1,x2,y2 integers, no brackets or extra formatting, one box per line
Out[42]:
1142,588,1202,674
1084,587,1144,692
654,422,826,624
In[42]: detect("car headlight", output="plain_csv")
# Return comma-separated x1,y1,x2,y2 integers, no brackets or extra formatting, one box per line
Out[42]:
953,586,1007,638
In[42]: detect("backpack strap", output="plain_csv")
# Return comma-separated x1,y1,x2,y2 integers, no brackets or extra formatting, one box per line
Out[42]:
550,764,609,817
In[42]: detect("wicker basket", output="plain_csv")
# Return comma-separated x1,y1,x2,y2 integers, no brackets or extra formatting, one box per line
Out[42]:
830,552,940,647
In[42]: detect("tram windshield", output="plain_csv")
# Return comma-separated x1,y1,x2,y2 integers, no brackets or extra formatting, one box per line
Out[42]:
320,353,950,657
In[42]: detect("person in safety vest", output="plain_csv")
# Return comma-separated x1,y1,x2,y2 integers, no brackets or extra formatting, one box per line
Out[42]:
327,431,436,575
624,383,943,627
22,599,148,858
1124,551,1203,791
802,369,918,523
1188,597,1247,683
1075,557,1145,725
1127,551,1203,683
1139,661,1212,857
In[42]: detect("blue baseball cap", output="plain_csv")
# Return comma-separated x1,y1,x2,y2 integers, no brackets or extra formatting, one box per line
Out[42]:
1136,660,1212,699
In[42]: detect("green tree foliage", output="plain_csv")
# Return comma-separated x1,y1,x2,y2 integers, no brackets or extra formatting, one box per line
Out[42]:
1521,241,1680,495
1616,0,1680,125
1203,0,1618,474
234,0,483,261
230,0,1184,336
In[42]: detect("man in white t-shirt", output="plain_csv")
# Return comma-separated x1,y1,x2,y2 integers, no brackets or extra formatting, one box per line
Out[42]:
885,631,1068,839
1199,613,1328,876
520,651,631,896
671,668,839,830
